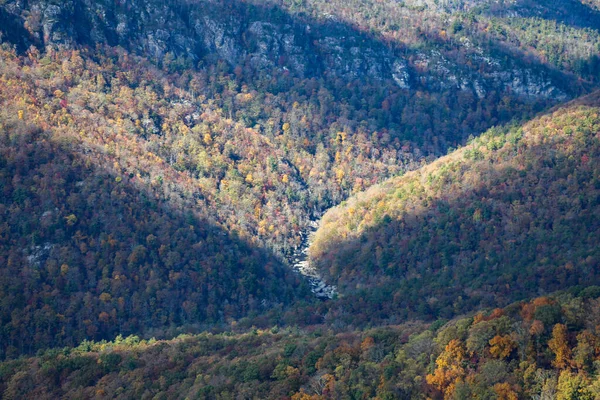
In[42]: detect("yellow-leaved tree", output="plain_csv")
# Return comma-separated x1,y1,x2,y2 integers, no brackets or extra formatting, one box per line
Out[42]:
548,324,573,369
426,339,468,398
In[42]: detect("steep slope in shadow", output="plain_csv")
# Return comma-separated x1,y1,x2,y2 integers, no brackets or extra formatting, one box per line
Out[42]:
309,91,600,326
0,7,35,52
0,120,309,359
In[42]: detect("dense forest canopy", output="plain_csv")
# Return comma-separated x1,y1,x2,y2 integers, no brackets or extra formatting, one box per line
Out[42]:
0,0,600,398
4,290,600,398
310,92,600,325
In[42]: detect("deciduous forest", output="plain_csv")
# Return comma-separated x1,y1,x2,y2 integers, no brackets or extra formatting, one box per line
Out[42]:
0,0,600,398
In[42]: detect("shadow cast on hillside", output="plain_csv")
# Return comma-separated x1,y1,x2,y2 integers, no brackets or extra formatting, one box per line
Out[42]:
1,0,599,340
0,7,35,52
310,95,600,328
0,122,311,359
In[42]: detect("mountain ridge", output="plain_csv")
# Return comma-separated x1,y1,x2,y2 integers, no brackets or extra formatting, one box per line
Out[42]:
0,0,592,100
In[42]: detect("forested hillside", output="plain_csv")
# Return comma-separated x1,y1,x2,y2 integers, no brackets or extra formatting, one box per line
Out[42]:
310,91,600,325
0,92,310,358
0,0,596,261
0,0,600,379
4,289,600,399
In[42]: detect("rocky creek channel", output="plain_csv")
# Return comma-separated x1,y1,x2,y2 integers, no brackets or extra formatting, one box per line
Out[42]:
288,219,337,300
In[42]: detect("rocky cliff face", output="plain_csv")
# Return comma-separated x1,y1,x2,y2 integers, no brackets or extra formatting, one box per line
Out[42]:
0,0,581,101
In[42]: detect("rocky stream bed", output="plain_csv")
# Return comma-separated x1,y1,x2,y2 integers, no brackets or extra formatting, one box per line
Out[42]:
288,220,337,300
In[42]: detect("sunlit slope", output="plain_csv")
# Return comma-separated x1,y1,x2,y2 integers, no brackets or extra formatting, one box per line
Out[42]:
311,92,600,318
